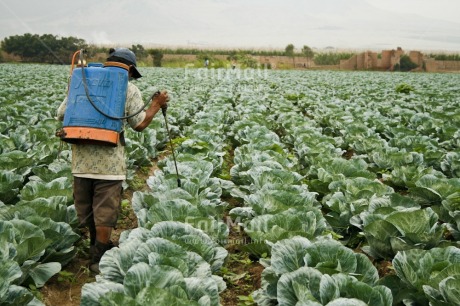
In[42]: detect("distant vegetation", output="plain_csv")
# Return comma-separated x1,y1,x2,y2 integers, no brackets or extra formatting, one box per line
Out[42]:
2,33,460,72
1,33,86,64
0,33,353,67
428,53,460,61
394,55,419,72
149,49,164,67
0,33,359,69
313,52,356,65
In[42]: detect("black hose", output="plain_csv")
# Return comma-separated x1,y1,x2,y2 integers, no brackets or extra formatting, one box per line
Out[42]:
161,105,181,188
79,50,151,121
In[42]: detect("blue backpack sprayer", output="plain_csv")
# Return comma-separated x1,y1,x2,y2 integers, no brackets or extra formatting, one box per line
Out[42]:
57,49,181,186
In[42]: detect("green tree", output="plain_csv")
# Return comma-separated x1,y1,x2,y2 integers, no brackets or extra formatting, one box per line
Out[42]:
396,55,419,72
2,33,39,61
131,44,147,59
285,44,294,56
149,49,163,67
285,44,295,68
1,33,86,63
301,45,314,68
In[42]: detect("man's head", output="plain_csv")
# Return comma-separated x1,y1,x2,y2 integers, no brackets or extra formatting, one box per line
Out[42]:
107,48,142,79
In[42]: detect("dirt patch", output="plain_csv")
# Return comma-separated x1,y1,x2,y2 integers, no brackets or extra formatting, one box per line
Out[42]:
342,148,355,160
220,258,264,306
220,215,264,306
40,253,94,306
376,260,395,278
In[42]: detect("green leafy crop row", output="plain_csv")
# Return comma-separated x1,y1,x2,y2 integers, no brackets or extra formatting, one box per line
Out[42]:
1,64,459,305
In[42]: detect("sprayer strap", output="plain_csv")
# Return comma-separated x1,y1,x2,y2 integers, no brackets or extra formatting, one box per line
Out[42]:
104,61,130,71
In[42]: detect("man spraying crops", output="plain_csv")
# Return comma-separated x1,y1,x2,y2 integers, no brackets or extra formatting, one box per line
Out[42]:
56,48,169,274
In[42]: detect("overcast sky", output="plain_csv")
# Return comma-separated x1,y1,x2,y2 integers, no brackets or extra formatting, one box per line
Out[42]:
1,0,459,52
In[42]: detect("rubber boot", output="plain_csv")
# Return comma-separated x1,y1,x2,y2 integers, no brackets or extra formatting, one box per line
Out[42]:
89,240,112,274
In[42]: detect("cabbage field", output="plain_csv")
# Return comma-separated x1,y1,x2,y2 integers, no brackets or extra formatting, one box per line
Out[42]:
1,63,460,306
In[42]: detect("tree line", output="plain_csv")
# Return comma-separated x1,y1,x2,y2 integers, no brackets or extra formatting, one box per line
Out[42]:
1,33,87,64
0,33,353,66
2,33,459,67
428,53,460,61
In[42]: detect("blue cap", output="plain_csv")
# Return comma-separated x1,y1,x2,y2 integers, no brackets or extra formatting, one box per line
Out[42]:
108,48,142,78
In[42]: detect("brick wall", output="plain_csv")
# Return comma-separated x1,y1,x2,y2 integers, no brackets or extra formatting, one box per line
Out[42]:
425,59,460,72
253,55,311,69
341,51,380,70
380,51,392,69
409,51,424,66
338,47,460,73
340,55,357,70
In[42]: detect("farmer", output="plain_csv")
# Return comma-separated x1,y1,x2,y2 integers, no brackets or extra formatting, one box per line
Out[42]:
56,48,169,273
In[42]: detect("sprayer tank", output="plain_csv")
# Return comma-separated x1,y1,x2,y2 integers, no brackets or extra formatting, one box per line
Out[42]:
61,62,129,146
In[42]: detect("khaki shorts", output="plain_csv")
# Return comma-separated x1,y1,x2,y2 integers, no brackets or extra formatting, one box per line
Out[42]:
73,177,123,227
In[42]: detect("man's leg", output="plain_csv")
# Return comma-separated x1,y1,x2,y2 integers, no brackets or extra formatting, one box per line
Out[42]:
95,226,112,244
90,179,123,273
73,177,96,246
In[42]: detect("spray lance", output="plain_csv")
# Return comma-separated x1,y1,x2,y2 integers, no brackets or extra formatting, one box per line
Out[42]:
152,91,181,188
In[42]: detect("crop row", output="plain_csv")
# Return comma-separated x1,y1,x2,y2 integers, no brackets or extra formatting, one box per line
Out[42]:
1,65,460,305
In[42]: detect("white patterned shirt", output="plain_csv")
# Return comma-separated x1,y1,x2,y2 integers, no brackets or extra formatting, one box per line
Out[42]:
57,82,146,180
